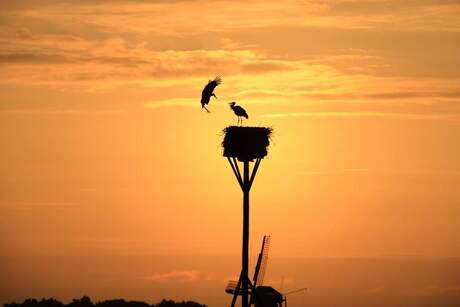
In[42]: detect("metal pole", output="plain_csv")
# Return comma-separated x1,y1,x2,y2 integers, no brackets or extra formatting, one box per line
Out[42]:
242,161,250,307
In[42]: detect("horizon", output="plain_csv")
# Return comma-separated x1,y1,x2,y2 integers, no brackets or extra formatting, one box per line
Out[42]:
2,252,460,306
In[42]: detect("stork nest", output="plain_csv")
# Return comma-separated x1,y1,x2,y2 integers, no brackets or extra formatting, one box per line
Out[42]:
222,126,273,161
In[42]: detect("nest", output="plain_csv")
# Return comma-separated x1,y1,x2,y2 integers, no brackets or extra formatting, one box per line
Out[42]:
222,126,273,161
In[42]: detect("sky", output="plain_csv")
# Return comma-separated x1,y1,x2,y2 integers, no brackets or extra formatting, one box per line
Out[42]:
1,0,460,306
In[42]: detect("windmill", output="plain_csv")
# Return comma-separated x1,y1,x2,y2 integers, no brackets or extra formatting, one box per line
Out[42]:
225,236,307,307
225,235,273,306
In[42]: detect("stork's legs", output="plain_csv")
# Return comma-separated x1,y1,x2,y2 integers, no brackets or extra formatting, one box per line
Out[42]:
235,117,245,126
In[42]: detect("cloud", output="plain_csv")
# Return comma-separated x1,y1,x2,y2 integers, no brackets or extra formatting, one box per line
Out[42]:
2,0,459,43
144,98,196,110
144,270,200,283
327,0,460,16
220,37,256,50
260,111,460,122
1,0,459,89
1,0,459,117
301,91,460,101
298,168,460,177
0,33,299,87
1,201,80,210
241,61,294,74
364,91,460,99
0,0,196,9
0,53,75,64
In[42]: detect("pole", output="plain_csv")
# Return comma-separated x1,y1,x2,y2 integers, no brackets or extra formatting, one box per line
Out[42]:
242,161,250,307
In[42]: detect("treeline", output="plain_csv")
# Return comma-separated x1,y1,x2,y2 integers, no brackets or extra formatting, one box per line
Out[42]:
4,296,206,307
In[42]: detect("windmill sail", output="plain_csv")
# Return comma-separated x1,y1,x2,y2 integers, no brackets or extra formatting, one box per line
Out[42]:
248,235,271,306
253,235,270,287
225,280,239,294
225,235,271,307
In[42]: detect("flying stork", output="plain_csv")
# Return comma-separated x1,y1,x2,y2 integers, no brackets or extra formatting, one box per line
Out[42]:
200,76,222,113
229,101,249,126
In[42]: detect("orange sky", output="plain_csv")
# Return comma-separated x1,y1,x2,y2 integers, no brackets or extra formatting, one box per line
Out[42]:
1,0,460,305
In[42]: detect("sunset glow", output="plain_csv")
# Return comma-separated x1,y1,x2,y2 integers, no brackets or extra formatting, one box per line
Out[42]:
1,1,460,306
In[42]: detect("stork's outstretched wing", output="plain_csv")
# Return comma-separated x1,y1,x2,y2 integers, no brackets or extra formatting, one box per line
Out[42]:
200,76,222,112
202,76,222,97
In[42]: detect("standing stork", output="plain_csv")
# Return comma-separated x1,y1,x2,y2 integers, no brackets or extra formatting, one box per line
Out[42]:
201,76,222,113
229,101,249,126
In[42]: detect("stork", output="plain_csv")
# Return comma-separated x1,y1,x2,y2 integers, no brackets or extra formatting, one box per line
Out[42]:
201,76,222,113
229,101,249,126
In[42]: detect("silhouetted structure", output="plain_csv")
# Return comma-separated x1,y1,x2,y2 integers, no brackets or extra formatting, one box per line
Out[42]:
225,235,271,306
222,126,272,307
200,76,222,113
4,297,206,307
229,102,249,126
253,287,283,307
225,236,307,307
222,126,272,162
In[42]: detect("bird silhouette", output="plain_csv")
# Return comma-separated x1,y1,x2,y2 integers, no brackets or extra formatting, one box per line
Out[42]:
201,76,222,113
229,101,249,126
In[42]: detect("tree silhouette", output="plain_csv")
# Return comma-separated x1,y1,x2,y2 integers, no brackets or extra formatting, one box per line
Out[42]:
4,297,206,307
68,297,93,307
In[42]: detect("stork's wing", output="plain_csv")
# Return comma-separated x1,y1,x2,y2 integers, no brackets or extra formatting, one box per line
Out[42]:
213,76,222,86
202,76,222,95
